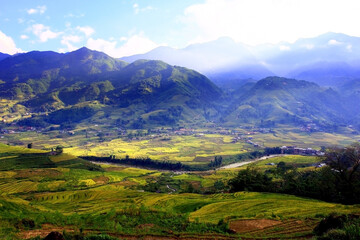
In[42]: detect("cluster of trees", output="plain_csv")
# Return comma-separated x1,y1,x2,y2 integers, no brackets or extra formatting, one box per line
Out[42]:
264,147,281,155
17,117,49,128
208,156,223,168
148,106,184,125
46,105,98,124
314,214,360,239
81,155,190,171
229,144,360,204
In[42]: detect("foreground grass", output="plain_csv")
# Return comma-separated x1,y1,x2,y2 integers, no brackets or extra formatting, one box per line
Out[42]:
1,185,359,239
0,144,360,239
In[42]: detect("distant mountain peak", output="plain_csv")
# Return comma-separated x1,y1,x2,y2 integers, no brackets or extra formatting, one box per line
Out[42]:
254,76,318,90
0,52,11,61
67,47,101,56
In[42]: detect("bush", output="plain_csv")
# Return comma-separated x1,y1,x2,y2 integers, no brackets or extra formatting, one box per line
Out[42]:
228,167,272,192
343,219,360,240
319,229,347,240
84,234,118,240
314,214,360,240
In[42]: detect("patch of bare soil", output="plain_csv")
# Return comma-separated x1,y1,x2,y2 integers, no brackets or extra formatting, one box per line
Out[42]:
92,175,109,184
14,169,62,178
229,219,281,233
105,166,126,171
114,180,138,186
136,223,156,229
18,224,75,239
192,171,213,176
189,181,202,189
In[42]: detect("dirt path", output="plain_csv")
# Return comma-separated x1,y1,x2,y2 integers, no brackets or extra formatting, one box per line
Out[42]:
166,184,176,193
218,154,287,170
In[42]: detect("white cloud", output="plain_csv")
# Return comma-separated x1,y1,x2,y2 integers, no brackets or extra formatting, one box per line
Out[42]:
27,5,47,15
183,0,360,46
303,44,314,50
76,26,95,37
328,39,343,45
279,45,291,51
20,35,29,40
61,35,82,52
64,13,85,18
0,30,23,54
86,33,159,58
346,44,352,51
133,3,154,14
29,24,62,42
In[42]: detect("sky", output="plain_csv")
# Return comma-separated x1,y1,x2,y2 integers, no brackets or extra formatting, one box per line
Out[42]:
1,0,360,57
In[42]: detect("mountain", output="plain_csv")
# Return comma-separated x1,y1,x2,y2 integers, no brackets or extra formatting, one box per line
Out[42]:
0,47,127,99
223,76,350,128
122,32,360,88
121,37,273,87
339,79,360,125
287,61,360,86
1,47,360,131
0,48,223,128
0,52,10,61
253,32,360,86
110,59,221,101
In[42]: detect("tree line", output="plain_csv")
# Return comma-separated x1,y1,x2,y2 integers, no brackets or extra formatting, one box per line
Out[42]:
228,143,360,204
81,155,191,171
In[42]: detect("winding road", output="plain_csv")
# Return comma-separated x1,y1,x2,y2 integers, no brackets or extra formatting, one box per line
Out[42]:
218,154,286,170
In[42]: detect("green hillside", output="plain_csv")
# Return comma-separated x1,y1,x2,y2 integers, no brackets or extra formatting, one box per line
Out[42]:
0,48,127,100
0,49,223,128
224,77,349,128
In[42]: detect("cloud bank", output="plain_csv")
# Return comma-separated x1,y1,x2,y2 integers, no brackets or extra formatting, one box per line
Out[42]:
183,0,360,45
87,33,159,58
0,31,22,54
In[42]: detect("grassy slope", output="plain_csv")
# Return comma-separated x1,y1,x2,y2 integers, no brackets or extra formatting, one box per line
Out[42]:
0,144,360,239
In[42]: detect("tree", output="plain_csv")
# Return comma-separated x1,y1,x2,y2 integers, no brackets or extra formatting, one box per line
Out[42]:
214,180,225,191
55,145,63,154
324,143,360,183
209,156,223,168
323,143,360,203
228,167,272,192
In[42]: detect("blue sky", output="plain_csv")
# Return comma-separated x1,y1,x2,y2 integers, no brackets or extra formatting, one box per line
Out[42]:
1,0,360,57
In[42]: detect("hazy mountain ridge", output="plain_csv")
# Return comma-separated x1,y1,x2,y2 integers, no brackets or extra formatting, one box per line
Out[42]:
121,37,274,87
0,47,359,130
121,32,360,87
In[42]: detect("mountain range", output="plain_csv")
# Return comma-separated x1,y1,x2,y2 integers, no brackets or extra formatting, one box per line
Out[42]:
121,32,360,88
0,46,360,131
0,47,222,128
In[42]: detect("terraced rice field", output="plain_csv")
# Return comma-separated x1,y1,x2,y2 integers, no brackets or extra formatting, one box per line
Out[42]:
1,144,360,239
229,218,317,239
65,134,249,163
